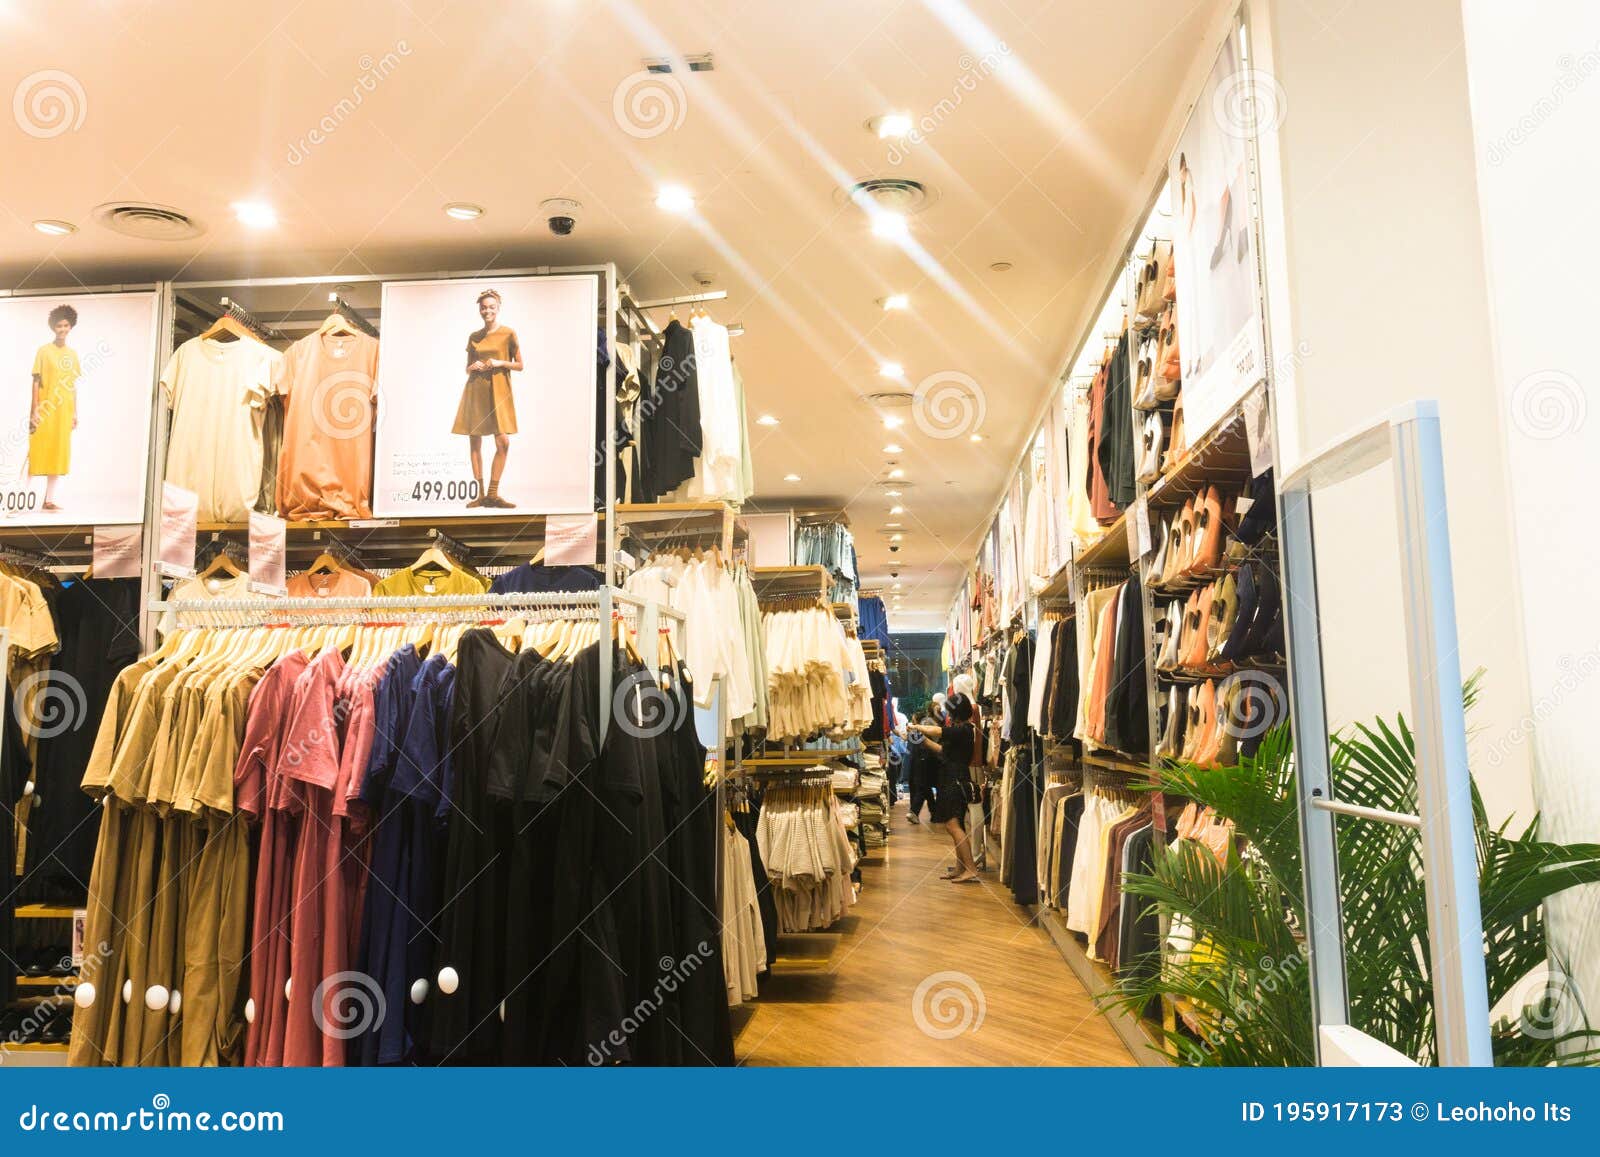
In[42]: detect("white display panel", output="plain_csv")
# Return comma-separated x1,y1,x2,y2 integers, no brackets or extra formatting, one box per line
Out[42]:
1169,29,1267,444
372,274,598,517
0,290,160,526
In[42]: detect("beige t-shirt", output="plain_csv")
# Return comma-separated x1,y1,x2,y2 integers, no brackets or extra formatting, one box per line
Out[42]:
161,336,281,523
274,331,379,520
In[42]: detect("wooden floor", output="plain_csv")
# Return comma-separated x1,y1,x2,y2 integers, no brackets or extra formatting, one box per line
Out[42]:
734,799,1135,1066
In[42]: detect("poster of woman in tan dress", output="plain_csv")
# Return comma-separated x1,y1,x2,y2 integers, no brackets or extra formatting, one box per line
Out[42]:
451,289,522,508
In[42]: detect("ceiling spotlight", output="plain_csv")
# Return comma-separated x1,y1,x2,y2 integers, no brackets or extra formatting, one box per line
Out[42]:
874,112,913,139
885,522,903,529
756,414,780,427
871,211,908,240
783,473,802,482
892,582,903,590
231,200,278,229
888,468,905,479
890,534,903,541
443,202,485,221
969,432,985,442
882,443,903,454
878,362,903,378
889,505,904,514
885,489,903,497
655,185,696,213
882,415,904,430
32,219,76,236
880,293,910,311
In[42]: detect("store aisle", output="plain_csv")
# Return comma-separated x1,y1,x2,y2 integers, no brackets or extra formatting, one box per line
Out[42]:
735,801,1134,1066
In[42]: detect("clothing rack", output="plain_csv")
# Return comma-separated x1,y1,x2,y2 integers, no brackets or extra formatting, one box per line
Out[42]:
148,587,688,743
217,297,288,342
326,292,380,337
426,528,475,566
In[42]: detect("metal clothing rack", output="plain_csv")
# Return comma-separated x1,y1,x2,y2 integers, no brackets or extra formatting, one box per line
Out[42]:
217,296,288,342
149,587,687,744
327,292,379,337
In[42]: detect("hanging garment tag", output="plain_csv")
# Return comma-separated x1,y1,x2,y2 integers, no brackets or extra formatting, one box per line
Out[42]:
92,525,143,578
545,513,598,566
1243,387,1274,478
72,909,87,967
156,482,198,578
249,511,288,596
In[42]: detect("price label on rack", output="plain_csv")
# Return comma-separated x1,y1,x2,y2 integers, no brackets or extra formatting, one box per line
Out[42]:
545,513,598,566
156,482,198,578
248,511,288,596
1243,387,1274,478
92,525,143,579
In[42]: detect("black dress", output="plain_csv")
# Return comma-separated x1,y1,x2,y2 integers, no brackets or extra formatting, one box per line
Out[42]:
929,724,974,825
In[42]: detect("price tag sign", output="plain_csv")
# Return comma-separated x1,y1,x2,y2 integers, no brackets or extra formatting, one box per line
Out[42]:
72,909,87,967
156,482,198,578
248,511,288,596
545,513,598,566
1243,387,1274,478
92,525,143,579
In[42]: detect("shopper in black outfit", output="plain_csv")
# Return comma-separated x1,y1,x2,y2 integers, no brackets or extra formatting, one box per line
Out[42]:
910,694,980,883
905,713,939,824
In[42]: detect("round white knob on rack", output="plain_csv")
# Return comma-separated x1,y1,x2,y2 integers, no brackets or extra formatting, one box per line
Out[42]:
437,966,459,995
410,978,429,1005
169,989,182,1014
498,1001,506,1023
284,977,292,1001
121,979,132,1004
74,981,96,1008
245,998,256,1024
22,781,34,797
145,984,168,1011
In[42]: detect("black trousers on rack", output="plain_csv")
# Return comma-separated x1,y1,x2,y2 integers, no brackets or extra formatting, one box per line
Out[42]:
907,748,936,820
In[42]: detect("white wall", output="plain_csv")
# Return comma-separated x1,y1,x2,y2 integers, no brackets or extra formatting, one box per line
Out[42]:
1249,0,1534,825
1460,0,1600,1042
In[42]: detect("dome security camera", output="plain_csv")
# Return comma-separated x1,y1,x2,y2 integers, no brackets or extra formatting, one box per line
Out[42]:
540,197,582,237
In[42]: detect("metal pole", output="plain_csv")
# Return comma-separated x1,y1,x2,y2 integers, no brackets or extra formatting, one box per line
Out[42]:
1389,407,1493,1067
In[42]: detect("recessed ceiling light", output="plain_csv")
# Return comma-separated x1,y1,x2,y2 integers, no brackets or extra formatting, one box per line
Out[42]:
969,432,985,442
882,443,903,454
890,506,904,514
756,414,780,427
890,533,903,541
655,185,696,213
231,200,277,229
880,293,910,311
989,261,1013,272
783,473,802,482
885,522,902,528
888,468,905,479
873,112,913,139
885,489,903,497
882,415,904,430
892,582,903,590
879,362,903,378
871,211,908,240
443,202,485,221
32,219,76,236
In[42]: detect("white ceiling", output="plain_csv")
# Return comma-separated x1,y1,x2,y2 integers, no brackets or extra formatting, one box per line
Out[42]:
1,0,1230,630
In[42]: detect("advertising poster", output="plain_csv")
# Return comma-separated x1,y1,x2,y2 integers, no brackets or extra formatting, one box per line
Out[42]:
1169,30,1267,444
0,291,160,525
372,274,598,517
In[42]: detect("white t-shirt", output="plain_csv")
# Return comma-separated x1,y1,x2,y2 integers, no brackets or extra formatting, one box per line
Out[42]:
161,336,280,522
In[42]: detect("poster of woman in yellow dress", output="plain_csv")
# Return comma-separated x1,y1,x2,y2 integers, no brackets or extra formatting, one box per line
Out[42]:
2,291,160,525
29,303,81,510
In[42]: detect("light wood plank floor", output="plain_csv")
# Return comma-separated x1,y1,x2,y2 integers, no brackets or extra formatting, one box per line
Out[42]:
734,800,1135,1066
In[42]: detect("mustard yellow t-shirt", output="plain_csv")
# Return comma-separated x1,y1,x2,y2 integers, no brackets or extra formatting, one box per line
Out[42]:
372,565,487,597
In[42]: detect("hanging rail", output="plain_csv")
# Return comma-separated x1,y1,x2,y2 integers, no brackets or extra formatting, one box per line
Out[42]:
327,292,380,337
217,297,289,342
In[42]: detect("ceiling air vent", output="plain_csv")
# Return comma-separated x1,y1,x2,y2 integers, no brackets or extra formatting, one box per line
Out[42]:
863,390,915,407
837,178,936,215
643,53,714,73
92,202,205,241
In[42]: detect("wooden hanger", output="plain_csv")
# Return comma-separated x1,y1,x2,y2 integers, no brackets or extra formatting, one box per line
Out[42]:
318,310,359,338
198,312,260,344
